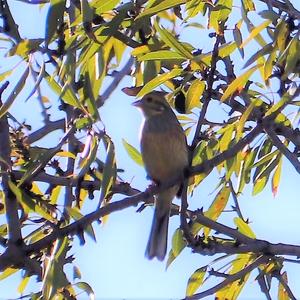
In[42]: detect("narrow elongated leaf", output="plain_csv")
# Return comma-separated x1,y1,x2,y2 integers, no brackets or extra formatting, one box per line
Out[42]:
8,180,55,221
0,66,29,118
136,0,186,20
172,228,187,257
221,64,260,101
240,20,271,49
99,137,116,205
154,22,193,59
138,50,186,61
136,68,182,98
45,0,65,46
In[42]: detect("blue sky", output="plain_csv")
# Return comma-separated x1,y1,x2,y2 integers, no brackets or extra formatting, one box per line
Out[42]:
1,0,300,299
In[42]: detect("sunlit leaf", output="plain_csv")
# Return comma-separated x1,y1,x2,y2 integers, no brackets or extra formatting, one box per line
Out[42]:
154,22,193,59
221,64,261,101
136,68,182,98
186,267,207,297
122,139,143,166
171,228,187,257
136,0,186,20
240,20,271,49
186,79,205,113
234,217,256,238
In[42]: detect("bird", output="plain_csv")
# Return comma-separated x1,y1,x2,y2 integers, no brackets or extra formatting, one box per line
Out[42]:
133,91,189,261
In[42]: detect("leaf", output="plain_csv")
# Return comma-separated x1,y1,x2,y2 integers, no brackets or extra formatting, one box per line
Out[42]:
0,268,18,280
8,180,55,221
45,0,65,46
74,282,95,299
233,23,244,58
216,254,254,299
186,79,205,112
99,137,116,204
7,38,43,58
272,156,282,197
240,20,271,49
282,37,300,80
234,217,256,238
278,272,289,300
154,22,193,59
0,66,29,118
67,207,96,241
221,64,261,101
26,61,45,101
138,50,186,61
186,267,207,297
94,0,120,14
219,123,235,152
209,0,233,33
81,0,94,23
136,0,186,20
136,68,182,98
122,139,143,166
18,276,30,294
203,186,230,236
44,71,81,108
171,228,187,257
42,238,69,300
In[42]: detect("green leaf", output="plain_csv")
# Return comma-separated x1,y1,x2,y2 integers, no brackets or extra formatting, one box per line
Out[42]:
122,139,143,166
78,134,99,178
221,64,260,101
136,68,182,98
94,0,120,14
186,79,205,112
209,0,233,33
138,50,186,61
74,282,95,299
44,72,81,108
216,254,254,299
154,22,193,59
186,267,207,297
171,228,187,257
272,156,282,197
42,237,69,300
0,66,29,118
136,0,186,20
203,186,230,236
67,207,96,241
81,0,94,23
8,181,55,221
99,137,116,203
234,217,256,238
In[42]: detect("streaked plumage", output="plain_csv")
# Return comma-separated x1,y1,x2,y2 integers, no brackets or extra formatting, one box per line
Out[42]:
133,91,188,260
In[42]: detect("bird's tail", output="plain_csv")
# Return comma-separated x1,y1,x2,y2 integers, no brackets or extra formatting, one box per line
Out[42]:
145,188,175,261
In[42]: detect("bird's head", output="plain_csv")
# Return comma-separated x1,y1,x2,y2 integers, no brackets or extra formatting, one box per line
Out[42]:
132,91,171,118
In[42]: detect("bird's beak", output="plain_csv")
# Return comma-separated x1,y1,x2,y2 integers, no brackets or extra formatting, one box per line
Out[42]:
132,100,142,107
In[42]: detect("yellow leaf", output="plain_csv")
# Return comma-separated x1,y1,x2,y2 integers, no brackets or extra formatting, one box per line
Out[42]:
186,80,205,113
240,20,271,49
221,64,261,101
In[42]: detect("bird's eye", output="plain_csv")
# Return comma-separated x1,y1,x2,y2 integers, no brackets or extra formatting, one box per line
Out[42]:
146,97,153,103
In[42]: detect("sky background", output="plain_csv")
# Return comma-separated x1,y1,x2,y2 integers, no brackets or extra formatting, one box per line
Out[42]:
1,0,300,299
